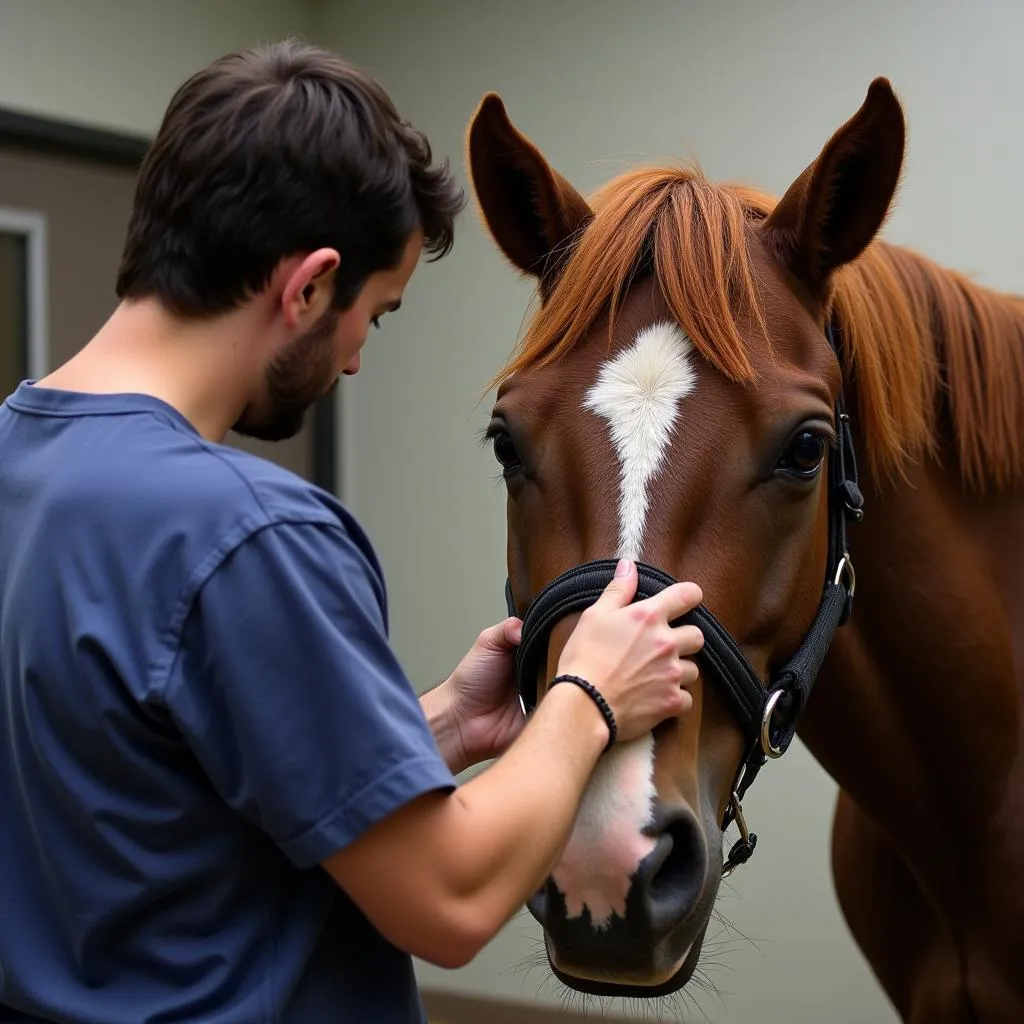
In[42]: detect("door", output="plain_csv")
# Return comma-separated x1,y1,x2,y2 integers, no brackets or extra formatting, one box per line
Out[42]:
0,206,40,401
0,110,334,487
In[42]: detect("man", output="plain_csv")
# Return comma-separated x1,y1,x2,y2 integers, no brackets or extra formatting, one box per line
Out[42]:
0,40,705,1023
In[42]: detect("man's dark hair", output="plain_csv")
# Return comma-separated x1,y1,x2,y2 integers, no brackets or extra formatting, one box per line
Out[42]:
116,39,465,317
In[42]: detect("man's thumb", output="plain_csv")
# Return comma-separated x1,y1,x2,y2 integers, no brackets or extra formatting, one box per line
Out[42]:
594,558,638,608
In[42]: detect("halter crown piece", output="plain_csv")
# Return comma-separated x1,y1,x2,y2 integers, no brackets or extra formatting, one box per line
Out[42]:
504,321,863,877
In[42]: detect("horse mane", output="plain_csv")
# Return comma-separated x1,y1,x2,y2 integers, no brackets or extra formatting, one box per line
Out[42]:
490,164,1024,492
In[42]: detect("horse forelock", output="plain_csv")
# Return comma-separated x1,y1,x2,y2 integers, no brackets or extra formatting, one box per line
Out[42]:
492,165,768,393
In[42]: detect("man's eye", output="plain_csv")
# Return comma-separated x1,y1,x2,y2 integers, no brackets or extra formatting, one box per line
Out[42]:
371,316,381,330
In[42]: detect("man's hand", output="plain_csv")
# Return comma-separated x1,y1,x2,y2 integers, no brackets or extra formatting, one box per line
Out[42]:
421,618,524,774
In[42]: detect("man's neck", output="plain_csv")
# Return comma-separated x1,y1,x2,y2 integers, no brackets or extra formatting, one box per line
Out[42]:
36,298,265,443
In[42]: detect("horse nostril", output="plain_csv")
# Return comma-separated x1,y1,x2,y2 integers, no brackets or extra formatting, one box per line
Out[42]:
637,806,708,935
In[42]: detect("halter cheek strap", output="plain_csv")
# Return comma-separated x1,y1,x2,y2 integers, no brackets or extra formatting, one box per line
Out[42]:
502,321,863,876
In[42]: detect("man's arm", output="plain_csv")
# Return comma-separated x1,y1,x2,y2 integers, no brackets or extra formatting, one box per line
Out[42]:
164,520,461,874
165,521,699,972
327,563,703,969
325,680,606,967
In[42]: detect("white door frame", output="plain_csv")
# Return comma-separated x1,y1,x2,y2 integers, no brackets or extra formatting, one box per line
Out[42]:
0,206,48,380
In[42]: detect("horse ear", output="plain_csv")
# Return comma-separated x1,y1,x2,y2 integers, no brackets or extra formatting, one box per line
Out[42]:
467,93,593,299
762,77,906,301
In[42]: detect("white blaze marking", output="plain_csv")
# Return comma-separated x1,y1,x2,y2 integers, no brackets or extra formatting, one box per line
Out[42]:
553,321,696,929
582,321,697,560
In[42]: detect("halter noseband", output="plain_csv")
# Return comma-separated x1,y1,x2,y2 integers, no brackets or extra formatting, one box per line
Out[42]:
503,322,863,876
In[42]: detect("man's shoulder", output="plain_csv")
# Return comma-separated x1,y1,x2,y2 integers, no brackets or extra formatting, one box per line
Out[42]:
51,414,383,596
191,440,344,528
166,438,383,579
91,420,359,536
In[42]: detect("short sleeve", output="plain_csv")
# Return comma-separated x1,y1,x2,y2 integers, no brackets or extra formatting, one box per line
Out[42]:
162,521,456,869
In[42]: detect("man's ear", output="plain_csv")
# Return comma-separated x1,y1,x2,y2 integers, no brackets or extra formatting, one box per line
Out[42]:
762,77,906,302
466,93,593,300
279,248,340,327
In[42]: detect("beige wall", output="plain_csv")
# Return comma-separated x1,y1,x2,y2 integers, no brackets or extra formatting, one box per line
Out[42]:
0,0,314,135
319,0,1024,1021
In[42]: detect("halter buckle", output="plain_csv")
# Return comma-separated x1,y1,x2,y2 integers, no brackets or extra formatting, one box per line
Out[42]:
722,789,758,877
833,553,856,597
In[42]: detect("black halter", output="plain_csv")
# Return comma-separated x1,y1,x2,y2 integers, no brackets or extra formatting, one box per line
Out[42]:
503,322,863,876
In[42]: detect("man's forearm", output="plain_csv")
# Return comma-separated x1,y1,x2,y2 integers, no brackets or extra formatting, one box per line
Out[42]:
420,681,470,776
428,684,606,936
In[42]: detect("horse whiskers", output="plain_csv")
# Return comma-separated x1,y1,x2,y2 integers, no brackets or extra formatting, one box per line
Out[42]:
622,987,715,1024
503,909,753,1021
688,968,724,999
706,907,768,959
506,948,549,984
507,949,720,1023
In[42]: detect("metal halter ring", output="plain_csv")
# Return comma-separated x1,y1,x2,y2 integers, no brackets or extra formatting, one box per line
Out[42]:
833,553,856,597
760,687,787,759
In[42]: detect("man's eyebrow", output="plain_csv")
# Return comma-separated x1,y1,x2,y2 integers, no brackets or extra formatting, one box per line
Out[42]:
384,299,402,313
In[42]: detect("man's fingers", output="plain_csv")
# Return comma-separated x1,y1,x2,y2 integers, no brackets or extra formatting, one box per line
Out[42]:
649,581,703,621
673,623,705,656
476,617,522,652
506,617,523,646
591,558,639,610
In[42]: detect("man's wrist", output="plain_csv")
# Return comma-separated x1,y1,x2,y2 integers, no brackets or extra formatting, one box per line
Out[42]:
420,679,472,776
549,674,617,751
535,678,610,757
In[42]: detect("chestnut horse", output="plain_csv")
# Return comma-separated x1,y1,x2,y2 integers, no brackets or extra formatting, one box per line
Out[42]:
466,79,1024,1022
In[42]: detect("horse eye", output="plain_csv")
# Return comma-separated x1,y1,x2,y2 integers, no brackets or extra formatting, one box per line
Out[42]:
777,430,828,478
491,429,522,472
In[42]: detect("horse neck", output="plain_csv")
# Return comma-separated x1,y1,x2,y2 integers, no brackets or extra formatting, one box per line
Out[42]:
796,388,1024,874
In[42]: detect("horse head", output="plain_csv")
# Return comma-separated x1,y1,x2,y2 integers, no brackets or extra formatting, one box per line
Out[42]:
467,79,906,996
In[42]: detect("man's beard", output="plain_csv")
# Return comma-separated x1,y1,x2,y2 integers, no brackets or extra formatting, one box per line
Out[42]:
233,306,339,443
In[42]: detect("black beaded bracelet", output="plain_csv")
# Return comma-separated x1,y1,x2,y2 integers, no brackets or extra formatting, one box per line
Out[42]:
550,674,617,752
